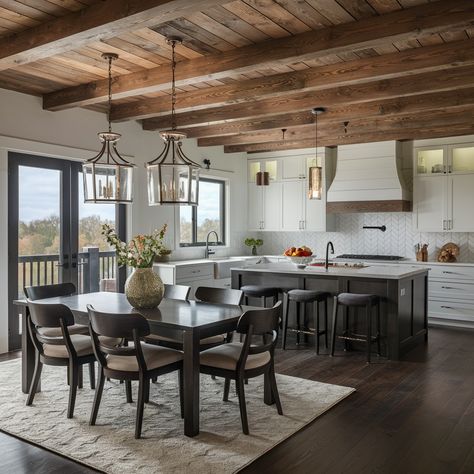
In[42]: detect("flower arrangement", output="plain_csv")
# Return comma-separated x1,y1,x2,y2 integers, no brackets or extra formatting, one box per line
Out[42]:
102,223,168,268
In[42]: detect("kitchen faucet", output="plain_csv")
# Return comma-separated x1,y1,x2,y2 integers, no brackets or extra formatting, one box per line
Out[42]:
325,241,334,270
205,231,219,258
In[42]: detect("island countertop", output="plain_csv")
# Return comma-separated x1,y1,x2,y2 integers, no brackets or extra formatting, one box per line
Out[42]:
230,263,428,280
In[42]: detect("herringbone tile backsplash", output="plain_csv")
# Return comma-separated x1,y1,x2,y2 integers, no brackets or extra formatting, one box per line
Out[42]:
257,213,474,262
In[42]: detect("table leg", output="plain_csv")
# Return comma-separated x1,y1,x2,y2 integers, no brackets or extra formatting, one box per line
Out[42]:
183,329,200,437
21,306,39,394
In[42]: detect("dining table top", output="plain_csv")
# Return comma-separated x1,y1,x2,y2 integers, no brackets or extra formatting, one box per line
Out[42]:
14,291,250,330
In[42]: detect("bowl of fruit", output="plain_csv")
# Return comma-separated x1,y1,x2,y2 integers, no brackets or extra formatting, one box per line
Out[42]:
283,246,314,268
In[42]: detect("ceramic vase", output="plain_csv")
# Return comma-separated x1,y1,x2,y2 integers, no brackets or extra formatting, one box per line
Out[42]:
125,267,164,309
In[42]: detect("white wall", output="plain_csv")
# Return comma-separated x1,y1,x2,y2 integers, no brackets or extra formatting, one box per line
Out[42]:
0,88,247,353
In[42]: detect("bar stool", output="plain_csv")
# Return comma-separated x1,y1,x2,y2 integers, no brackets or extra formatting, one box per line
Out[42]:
330,293,381,363
281,289,330,354
240,285,280,308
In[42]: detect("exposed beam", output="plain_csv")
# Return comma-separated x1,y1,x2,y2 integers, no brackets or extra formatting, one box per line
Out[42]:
111,38,474,122
181,87,474,139
142,64,474,130
0,1,227,72
199,108,474,147
43,0,474,110
223,125,474,154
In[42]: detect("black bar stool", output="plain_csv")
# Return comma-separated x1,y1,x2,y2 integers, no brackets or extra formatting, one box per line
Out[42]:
240,285,280,308
281,289,330,354
330,293,381,363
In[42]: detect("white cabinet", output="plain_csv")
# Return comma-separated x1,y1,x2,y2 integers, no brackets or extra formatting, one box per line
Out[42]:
247,159,280,183
282,180,305,230
281,156,306,180
247,181,282,231
414,174,474,232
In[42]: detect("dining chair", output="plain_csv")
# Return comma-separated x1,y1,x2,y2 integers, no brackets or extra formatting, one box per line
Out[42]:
25,283,89,336
199,301,283,434
25,300,97,418
87,305,184,439
164,283,191,301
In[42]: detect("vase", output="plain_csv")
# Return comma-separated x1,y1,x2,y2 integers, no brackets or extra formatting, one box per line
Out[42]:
125,267,164,309
251,245,258,256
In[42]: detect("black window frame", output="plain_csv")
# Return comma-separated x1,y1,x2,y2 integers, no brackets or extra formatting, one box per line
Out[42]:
179,177,226,247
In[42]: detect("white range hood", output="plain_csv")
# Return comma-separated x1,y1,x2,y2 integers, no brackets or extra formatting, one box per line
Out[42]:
327,141,412,213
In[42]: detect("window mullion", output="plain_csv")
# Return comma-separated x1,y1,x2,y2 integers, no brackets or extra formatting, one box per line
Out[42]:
192,205,197,244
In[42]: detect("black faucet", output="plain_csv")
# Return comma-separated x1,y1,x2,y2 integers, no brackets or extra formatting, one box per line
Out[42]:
325,241,334,269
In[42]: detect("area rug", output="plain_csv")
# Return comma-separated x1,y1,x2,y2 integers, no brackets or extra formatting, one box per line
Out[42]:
0,359,354,473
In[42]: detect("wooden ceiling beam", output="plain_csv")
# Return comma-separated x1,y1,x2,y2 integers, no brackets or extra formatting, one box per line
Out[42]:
111,38,474,122
223,124,474,154
43,0,474,110
198,108,474,147
180,87,474,139
142,64,474,130
0,0,226,72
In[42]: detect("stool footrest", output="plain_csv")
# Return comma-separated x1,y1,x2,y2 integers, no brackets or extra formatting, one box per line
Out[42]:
287,327,327,336
338,331,379,343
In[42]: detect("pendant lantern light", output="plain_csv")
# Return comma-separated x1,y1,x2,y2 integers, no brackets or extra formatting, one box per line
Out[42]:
83,53,135,204
146,37,200,206
308,107,325,200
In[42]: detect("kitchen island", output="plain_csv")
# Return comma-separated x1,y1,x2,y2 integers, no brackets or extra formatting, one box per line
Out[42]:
231,263,429,360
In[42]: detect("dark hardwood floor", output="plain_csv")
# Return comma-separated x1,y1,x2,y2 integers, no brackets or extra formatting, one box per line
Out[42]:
1,327,473,474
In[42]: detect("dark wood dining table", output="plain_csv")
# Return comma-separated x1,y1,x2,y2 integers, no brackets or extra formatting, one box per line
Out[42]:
14,292,252,437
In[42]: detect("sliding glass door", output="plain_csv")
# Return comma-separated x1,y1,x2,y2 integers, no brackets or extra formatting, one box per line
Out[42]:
8,152,125,350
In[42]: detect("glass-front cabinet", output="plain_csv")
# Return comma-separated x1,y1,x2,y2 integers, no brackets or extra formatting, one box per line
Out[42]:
415,144,474,176
247,159,279,183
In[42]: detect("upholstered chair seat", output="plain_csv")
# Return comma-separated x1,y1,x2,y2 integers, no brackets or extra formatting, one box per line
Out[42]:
200,342,271,371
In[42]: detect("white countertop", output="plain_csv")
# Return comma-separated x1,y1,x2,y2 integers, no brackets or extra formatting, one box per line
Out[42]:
232,263,428,280
153,256,256,267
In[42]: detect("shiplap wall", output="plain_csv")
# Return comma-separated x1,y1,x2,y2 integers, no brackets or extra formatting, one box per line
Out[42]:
257,212,474,262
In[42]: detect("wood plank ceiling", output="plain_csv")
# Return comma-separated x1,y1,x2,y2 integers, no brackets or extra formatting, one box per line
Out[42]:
2,0,474,153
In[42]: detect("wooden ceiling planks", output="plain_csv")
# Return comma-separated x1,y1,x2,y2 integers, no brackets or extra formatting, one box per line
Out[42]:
1,0,474,150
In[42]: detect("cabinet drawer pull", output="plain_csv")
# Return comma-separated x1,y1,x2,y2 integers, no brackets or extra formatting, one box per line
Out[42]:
441,286,455,289
442,271,454,274
440,305,453,309
191,270,201,274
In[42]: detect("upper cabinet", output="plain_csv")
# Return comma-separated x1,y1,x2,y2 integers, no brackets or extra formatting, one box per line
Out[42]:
415,144,474,176
247,150,335,232
413,142,474,232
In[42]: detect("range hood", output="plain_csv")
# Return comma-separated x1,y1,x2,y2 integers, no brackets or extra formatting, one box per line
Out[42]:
327,141,412,213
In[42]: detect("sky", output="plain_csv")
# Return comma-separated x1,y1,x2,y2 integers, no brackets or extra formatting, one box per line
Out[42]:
19,166,115,223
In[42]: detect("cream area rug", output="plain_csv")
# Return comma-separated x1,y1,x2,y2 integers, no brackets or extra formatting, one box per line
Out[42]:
0,359,354,473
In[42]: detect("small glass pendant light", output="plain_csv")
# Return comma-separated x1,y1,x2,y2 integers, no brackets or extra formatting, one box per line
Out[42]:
147,37,200,206
83,53,135,204
308,107,325,200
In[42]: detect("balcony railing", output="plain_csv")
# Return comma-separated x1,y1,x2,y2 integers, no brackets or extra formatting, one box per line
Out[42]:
18,249,116,297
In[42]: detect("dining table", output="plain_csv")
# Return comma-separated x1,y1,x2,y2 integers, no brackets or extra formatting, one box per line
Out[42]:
14,291,256,437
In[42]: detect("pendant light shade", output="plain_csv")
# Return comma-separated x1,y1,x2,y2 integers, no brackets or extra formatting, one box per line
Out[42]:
83,53,135,204
147,37,200,206
308,107,325,201
256,171,270,186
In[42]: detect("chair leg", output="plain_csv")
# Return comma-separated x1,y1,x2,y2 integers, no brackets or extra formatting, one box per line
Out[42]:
90,368,105,426
324,297,329,349
223,378,231,402
26,355,42,406
343,306,349,351
135,376,146,439
315,301,320,355
366,304,372,364
261,295,266,308
282,293,290,350
211,375,216,380
235,377,249,435
269,366,283,415
376,302,381,356
151,376,158,384
296,301,301,345
330,297,339,357
78,365,83,389
245,295,249,305
144,378,150,404
89,362,95,390
179,369,184,419
125,380,133,403
67,363,79,419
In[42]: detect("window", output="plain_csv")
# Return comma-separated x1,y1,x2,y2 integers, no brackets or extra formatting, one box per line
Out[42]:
180,178,225,246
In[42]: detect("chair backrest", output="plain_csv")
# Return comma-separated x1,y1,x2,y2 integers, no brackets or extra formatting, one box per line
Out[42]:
26,299,77,357
164,284,190,301
195,286,243,305
25,282,76,301
236,301,282,370
87,305,150,370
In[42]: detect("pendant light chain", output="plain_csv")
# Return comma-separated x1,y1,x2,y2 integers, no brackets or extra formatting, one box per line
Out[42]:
171,39,177,132
107,54,113,133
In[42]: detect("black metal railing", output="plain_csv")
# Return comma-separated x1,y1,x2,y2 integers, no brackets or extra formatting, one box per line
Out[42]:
18,249,116,297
